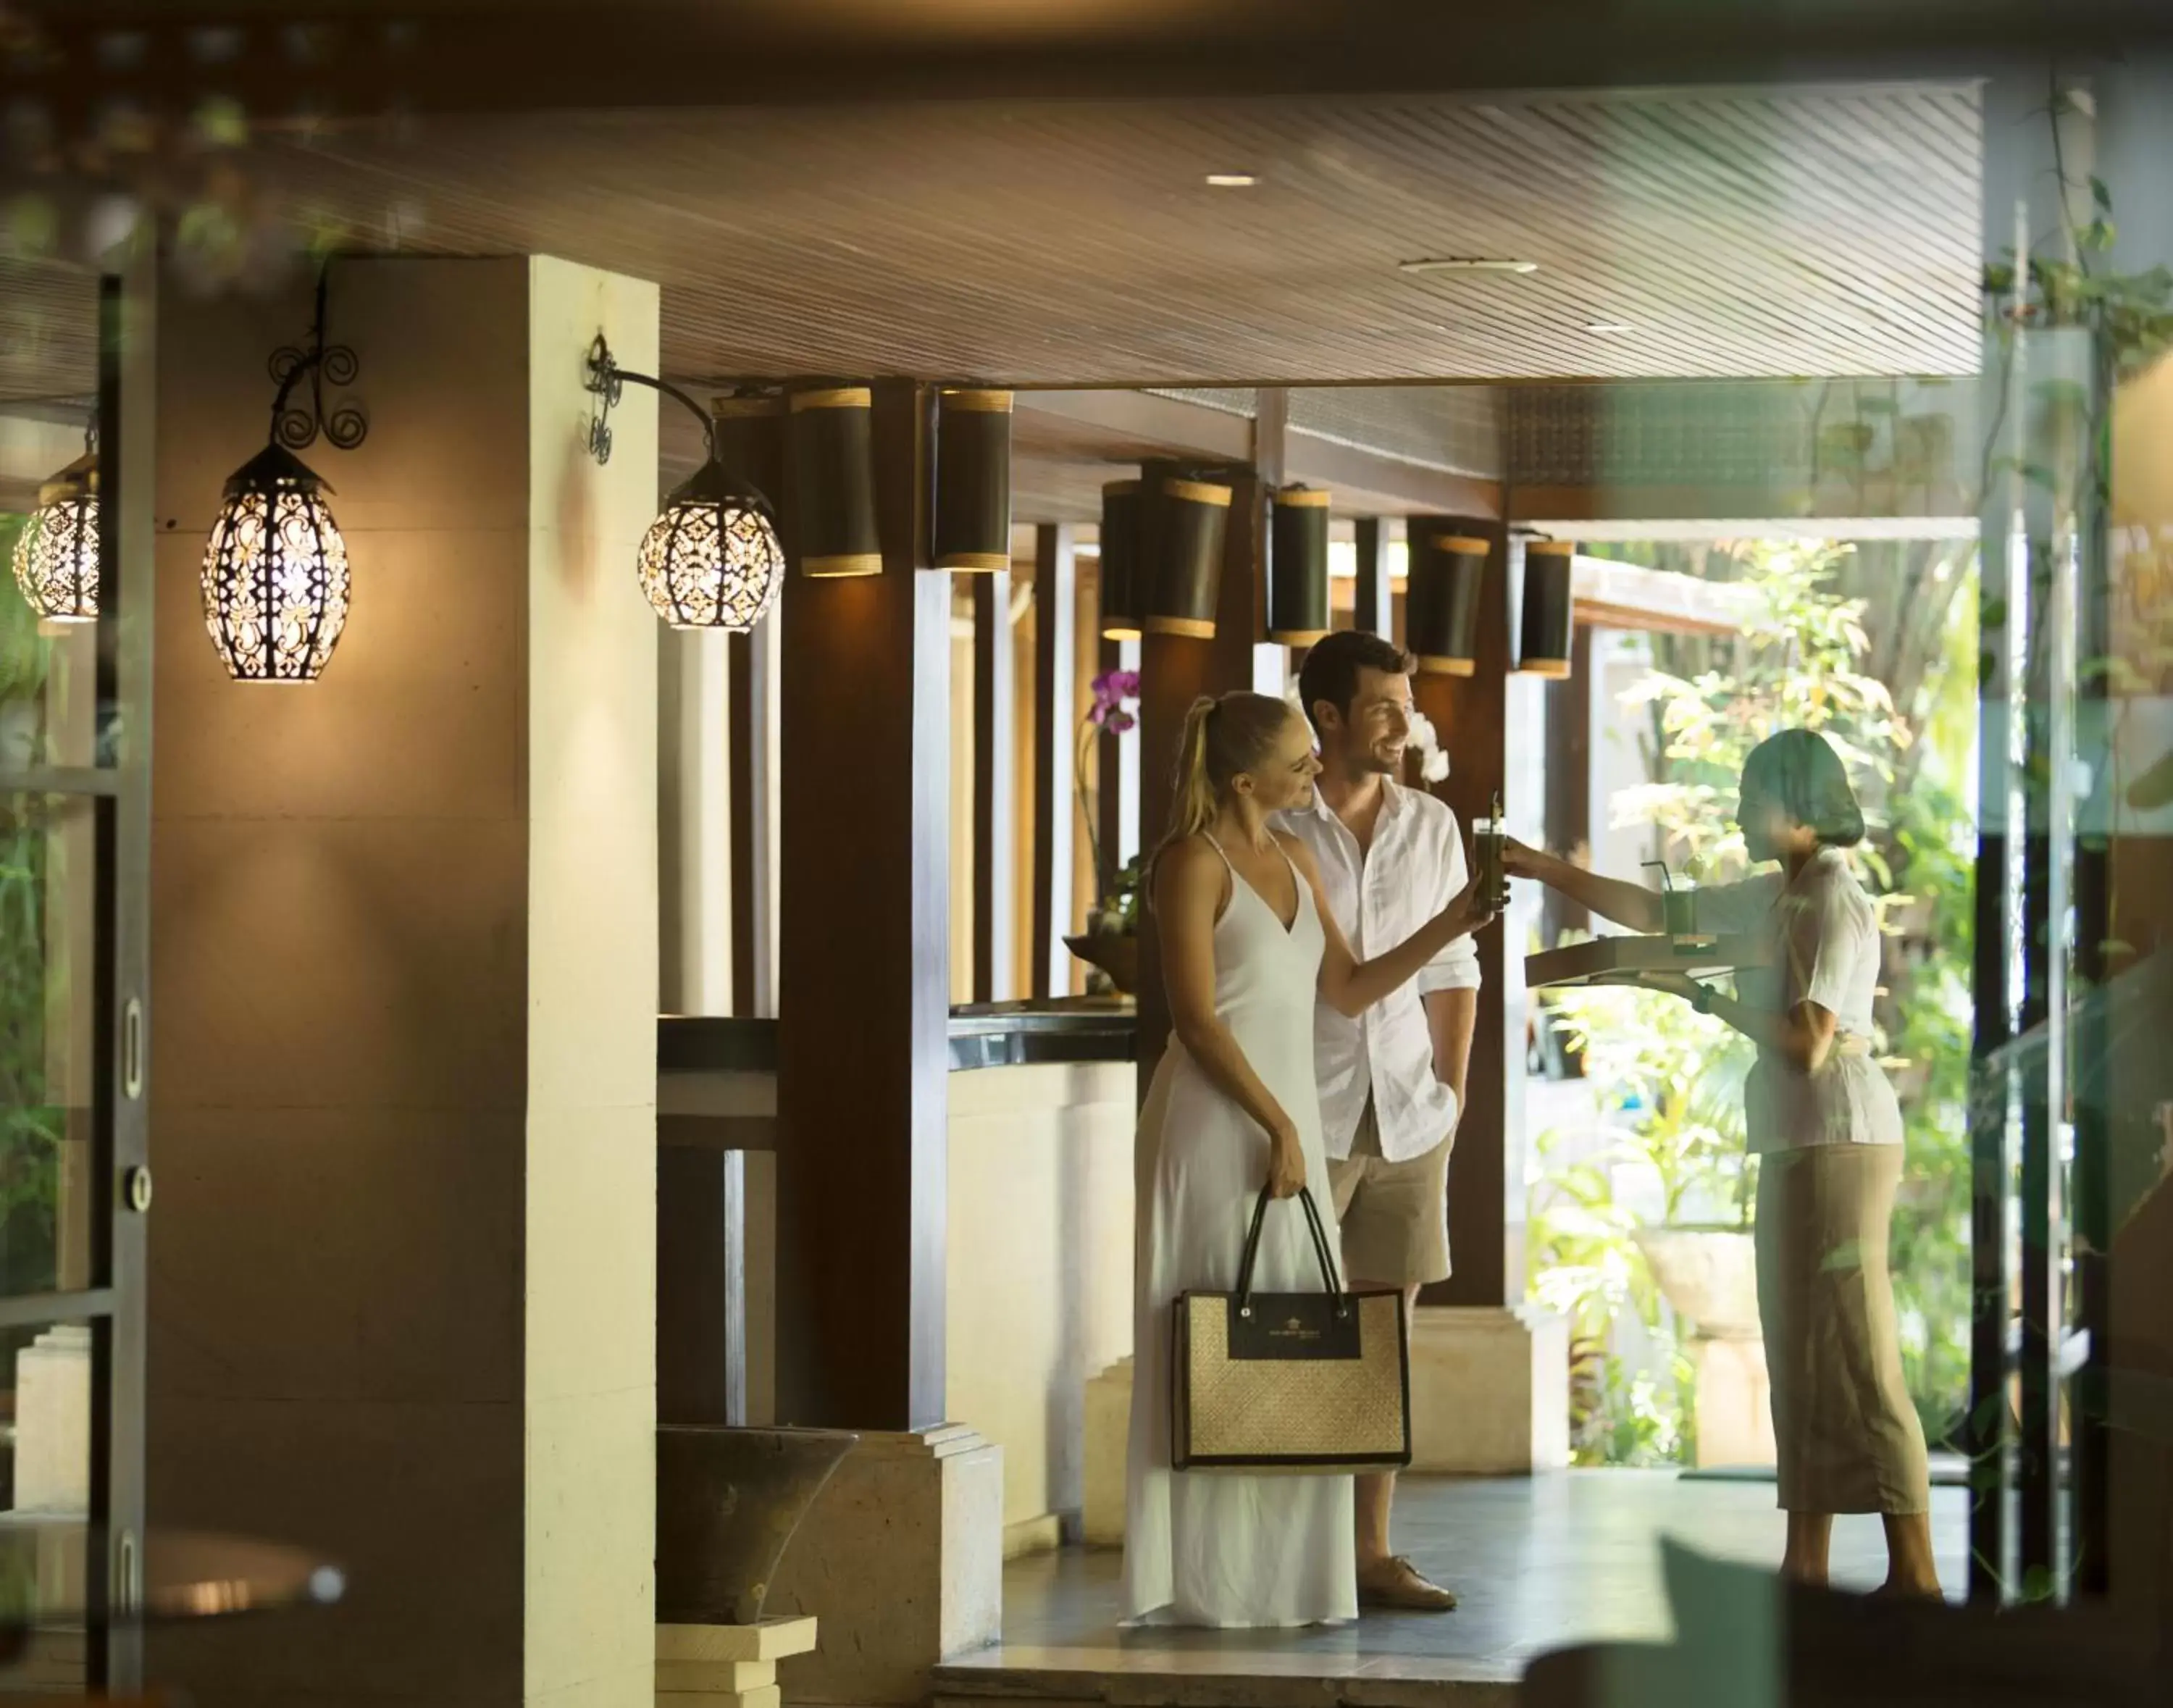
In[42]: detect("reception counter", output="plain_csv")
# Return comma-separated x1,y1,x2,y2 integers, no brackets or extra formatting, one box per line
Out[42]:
657,1000,1139,1554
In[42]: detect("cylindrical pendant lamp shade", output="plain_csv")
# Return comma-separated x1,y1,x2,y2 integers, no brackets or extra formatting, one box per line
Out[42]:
1407,532,1489,676
789,386,881,577
711,392,786,501
1267,485,1331,645
1518,539,1575,677
1142,476,1232,639
934,389,1013,572
1099,480,1143,640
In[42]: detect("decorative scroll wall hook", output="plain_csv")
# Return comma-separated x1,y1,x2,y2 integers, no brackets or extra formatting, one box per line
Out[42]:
267,265,368,453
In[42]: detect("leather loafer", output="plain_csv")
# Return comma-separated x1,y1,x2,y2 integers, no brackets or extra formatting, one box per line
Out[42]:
1357,1555,1458,1612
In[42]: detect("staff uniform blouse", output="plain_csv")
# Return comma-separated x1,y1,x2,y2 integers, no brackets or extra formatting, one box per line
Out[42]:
1697,845,1904,1155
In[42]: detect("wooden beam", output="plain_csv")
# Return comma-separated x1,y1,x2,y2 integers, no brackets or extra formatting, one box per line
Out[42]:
971,569,1016,1002
1013,390,1256,466
25,4,2126,126
1407,514,1520,1310
1284,431,1501,521
1031,525,1079,999
775,380,950,1431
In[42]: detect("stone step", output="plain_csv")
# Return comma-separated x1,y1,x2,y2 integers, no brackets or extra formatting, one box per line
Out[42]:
931,1653,1519,1708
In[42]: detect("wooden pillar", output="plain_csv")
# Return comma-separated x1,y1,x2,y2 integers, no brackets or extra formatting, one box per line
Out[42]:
971,569,1016,1002
1353,516,1394,640
1135,459,1265,1098
1031,524,1078,999
776,380,950,1430
727,624,776,1016
1407,514,1520,1309
1542,624,1593,945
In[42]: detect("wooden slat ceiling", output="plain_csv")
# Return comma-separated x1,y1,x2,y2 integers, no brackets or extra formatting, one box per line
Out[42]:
198,83,1977,388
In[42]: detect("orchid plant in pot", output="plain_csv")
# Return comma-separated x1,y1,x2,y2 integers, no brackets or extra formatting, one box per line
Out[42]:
1065,669,1143,994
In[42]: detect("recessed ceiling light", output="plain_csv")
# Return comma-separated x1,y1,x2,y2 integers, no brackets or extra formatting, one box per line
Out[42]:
1205,172,1258,188
1585,321,1635,334
1399,257,1538,275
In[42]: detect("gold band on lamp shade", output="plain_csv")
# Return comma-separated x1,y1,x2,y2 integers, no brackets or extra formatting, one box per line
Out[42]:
1099,479,1144,640
1407,532,1488,677
788,385,882,577
1518,540,1575,677
934,388,1013,573
1268,485,1332,645
1143,474,1232,640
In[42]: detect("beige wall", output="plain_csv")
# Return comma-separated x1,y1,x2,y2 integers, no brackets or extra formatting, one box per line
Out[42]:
947,1062,1135,1549
736,1061,1134,1542
146,255,658,1707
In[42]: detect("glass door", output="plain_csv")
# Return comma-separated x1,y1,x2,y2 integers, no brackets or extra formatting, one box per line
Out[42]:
0,251,153,1693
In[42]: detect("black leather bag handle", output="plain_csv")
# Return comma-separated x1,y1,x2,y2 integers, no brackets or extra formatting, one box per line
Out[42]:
1235,1184,1347,1318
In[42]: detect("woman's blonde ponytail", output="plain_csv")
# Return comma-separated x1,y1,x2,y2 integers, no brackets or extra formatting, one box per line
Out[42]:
1145,690,1297,894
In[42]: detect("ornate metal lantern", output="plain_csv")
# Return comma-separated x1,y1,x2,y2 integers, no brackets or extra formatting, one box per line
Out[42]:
588,341,787,632
201,443,352,682
635,459,787,632
11,433,99,624
201,269,365,682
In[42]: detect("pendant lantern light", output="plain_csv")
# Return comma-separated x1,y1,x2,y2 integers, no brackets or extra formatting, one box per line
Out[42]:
1518,539,1575,678
1267,485,1331,645
1406,532,1488,677
201,269,364,682
1098,480,1143,640
201,443,353,682
11,432,99,624
789,386,882,577
1142,473,1232,639
587,345,786,632
934,389,1013,573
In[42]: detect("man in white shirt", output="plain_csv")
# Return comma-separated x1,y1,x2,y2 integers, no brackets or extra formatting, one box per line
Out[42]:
1278,629,1479,1614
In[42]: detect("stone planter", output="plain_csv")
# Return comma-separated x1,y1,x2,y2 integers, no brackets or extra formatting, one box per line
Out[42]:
1633,1227,1775,1470
1634,1226,1761,1339
656,1425,858,1625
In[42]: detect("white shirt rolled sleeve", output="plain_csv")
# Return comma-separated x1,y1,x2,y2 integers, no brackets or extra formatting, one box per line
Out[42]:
1276,783,1482,1164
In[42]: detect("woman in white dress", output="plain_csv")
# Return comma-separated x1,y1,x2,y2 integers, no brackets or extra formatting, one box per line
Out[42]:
1507,728,1939,1598
1123,692,1496,1628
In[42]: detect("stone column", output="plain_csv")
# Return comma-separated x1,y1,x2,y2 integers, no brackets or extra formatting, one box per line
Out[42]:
145,254,659,1706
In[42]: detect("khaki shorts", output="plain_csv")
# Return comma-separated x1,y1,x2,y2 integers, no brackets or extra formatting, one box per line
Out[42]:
1326,1098,1453,1288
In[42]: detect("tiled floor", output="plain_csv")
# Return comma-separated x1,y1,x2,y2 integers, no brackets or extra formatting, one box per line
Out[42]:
934,1470,1970,1704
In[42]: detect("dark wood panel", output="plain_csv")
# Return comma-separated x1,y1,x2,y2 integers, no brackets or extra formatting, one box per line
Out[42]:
1031,525,1079,999
658,1147,748,1426
1134,459,1265,1103
1407,515,1516,1310
971,569,1015,1002
774,380,950,1431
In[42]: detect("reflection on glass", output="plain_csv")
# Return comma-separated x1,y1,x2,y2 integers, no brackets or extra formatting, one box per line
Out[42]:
0,792,97,1304
0,1313,93,1697
0,472,109,774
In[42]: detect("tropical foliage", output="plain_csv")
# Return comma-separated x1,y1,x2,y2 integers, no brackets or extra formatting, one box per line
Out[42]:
1528,537,1978,1462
